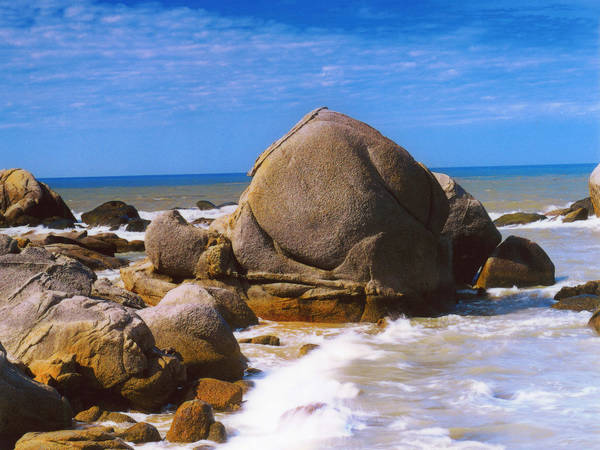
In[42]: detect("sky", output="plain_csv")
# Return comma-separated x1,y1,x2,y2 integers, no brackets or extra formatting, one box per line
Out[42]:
0,0,599,177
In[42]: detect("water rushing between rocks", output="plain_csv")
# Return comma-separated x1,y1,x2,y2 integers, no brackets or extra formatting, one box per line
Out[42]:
6,164,600,449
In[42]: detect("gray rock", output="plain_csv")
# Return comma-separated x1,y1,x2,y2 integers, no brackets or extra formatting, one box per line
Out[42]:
91,278,146,309
138,299,246,381
0,234,19,256
434,172,501,284
0,341,72,442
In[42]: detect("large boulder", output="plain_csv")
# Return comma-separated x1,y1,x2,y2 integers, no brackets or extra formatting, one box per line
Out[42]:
0,262,185,412
590,164,600,217
209,107,453,321
434,173,501,284
0,341,72,444
81,201,140,228
475,235,555,288
137,299,246,381
0,169,75,227
166,399,218,443
160,283,257,329
14,427,132,450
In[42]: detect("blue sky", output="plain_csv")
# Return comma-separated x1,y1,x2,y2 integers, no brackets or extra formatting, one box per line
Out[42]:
1,0,598,177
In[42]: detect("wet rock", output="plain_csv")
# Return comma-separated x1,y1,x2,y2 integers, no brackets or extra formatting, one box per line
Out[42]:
161,283,257,329
14,427,132,450
0,234,19,256
239,335,280,346
197,200,217,210
41,216,75,230
552,295,600,312
562,207,588,223
211,107,453,321
81,201,141,228
138,298,246,380
0,341,72,443
299,343,320,356
166,400,215,443
118,422,162,444
125,219,150,232
91,233,139,253
120,258,178,306
42,243,127,271
0,168,75,226
91,278,146,309
74,406,136,425
234,379,255,394
208,422,227,443
475,236,555,288
555,280,600,300
434,172,501,284
493,212,546,227
281,403,327,421
184,378,244,411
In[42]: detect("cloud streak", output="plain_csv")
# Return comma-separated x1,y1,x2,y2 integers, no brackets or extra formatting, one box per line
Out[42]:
0,0,597,131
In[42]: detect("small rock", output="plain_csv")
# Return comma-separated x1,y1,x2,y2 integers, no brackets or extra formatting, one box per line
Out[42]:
493,212,546,227
197,200,217,210
563,207,588,223
208,421,227,443
118,422,161,444
0,234,19,256
299,343,319,356
166,400,214,443
125,219,151,232
555,281,600,300
81,201,141,228
74,406,137,424
552,295,600,312
245,367,263,376
239,335,280,346
185,378,243,411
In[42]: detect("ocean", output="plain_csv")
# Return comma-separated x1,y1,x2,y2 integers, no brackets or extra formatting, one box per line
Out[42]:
10,163,600,449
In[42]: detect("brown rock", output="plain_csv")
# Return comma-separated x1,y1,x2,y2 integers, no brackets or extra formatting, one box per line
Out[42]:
81,201,140,227
552,295,600,312
74,406,136,425
475,236,555,288
493,212,546,227
589,164,600,216
118,422,161,444
14,427,132,450
43,243,127,271
299,343,319,356
239,335,280,346
0,169,75,226
562,207,588,223
208,422,227,443
234,379,255,394
197,200,217,210
185,378,243,411
166,400,214,443
120,259,178,306
555,280,600,300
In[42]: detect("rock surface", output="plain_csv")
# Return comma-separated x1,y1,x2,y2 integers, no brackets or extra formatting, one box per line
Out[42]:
91,278,146,309
0,169,75,227
184,378,244,411
138,299,246,380
201,107,454,321
589,164,600,217
14,427,132,450
434,172,501,284
0,341,72,443
166,400,215,443
74,406,136,425
81,201,140,227
475,236,555,288
120,258,178,306
493,212,546,227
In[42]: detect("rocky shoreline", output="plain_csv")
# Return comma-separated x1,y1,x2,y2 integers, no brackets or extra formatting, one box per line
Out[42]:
1,108,599,448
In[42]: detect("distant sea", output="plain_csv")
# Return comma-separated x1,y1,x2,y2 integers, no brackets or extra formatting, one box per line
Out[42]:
40,163,596,214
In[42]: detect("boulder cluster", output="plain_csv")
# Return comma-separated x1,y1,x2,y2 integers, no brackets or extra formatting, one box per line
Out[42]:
0,107,563,445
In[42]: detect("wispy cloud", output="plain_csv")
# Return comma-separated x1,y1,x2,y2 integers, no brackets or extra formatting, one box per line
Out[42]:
0,0,597,130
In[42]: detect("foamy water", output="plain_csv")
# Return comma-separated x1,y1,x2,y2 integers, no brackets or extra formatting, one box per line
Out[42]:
5,165,600,448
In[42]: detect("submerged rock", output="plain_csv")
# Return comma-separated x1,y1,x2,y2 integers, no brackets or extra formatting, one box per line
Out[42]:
475,236,555,288
81,201,141,228
0,341,72,443
493,212,546,227
0,169,75,227
434,172,501,285
239,335,280,346
299,343,320,356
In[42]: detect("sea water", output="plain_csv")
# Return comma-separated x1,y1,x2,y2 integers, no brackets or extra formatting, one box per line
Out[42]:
10,164,600,449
